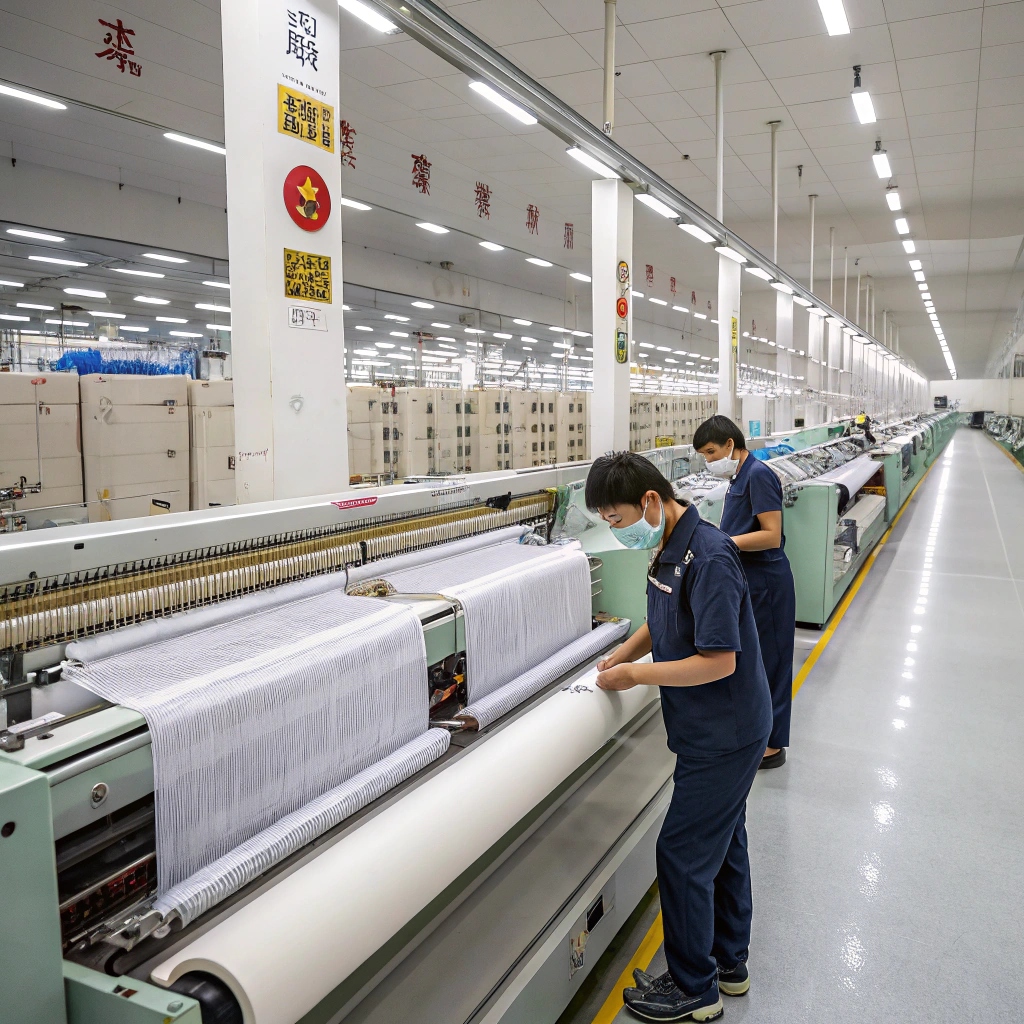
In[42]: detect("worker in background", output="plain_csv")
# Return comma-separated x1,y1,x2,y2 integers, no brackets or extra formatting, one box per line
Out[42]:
855,412,877,445
586,452,771,1023
693,416,796,771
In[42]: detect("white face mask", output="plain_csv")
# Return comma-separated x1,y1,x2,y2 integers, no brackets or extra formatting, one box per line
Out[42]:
705,447,739,479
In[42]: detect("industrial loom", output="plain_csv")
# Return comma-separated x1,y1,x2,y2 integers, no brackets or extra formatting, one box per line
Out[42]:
0,465,673,1024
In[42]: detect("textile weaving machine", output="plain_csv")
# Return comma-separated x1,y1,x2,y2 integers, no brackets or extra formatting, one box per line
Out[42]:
0,466,672,1024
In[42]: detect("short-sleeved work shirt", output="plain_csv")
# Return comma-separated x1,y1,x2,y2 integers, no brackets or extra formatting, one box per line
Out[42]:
647,503,772,756
719,454,787,567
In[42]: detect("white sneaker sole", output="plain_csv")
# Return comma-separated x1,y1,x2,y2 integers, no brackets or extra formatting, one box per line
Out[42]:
626,996,724,1022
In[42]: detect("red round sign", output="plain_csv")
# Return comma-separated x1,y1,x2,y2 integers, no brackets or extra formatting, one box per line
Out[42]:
616,296,628,319
283,165,331,232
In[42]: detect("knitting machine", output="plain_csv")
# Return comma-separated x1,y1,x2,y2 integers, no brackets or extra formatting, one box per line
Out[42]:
0,466,672,1024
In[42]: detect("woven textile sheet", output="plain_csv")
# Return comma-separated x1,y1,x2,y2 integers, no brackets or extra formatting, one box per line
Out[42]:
381,543,592,703
65,592,428,893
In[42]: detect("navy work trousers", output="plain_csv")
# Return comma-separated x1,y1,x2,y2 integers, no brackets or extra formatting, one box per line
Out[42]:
658,737,767,997
745,559,796,749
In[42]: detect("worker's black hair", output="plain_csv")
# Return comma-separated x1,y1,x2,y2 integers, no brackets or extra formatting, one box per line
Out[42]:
692,415,746,451
585,451,675,511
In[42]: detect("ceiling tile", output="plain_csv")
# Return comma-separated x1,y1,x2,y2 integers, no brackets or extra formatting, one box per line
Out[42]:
339,47,423,88
895,49,980,90
977,74,1024,107
615,61,677,99
627,9,743,62
610,122,672,147
573,26,649,66
656,117,717,145
976,125,1024,149
889,10,982,60
900,81,980,116
724,0,826,46
980,42,1024,81
908,108,978,138
379,40,463,79
773,63,900,105
981,2,1024,48
655,49,765,91
681,81,783,117
448,0,566,45
915,166,975,186
539,69,605,106
911,130,977,155
535,0,605,34
503,35,598,79
632,92,701,121
976,103,1024,131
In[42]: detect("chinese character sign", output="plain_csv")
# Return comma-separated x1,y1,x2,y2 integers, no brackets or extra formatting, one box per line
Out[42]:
670,276,676,296
645,264,654,288
95,18,141,76
340,120,356,169
412,154,431,195
284,249,332,303
286,9,319,70
526,204,540,235
474,181,492,219
564,223,574,249
277,85,335,153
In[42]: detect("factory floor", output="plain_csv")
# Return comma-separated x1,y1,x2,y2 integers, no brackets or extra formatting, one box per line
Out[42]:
560,428,1024,1024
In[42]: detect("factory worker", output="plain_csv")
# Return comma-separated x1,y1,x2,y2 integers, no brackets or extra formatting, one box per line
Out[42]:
693,415,796,771
586,451,771,1023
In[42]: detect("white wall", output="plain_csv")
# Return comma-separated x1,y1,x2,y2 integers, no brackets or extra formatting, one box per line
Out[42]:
929,378,1024,414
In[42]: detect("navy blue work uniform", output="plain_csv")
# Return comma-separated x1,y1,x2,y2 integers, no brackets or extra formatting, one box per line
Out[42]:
719,454,797,750
648,503,772,997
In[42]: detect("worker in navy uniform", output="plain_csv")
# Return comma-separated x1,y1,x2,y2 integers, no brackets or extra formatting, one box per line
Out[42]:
694,416,796,771
586,452,771,1023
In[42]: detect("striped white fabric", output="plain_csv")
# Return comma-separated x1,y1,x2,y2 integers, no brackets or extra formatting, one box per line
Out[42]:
65,592,428,894
154,728,450,925
458,619,631,729
381,543,593,703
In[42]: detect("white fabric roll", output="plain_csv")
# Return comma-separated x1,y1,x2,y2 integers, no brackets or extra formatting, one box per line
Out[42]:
151,675,659,1024
816,454,881,493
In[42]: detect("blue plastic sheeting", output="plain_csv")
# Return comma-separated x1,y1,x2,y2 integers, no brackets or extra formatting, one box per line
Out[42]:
53,348,196,376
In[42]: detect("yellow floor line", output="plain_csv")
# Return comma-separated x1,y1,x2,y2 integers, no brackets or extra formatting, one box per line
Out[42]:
589,446,948,1023
590,912,665,1024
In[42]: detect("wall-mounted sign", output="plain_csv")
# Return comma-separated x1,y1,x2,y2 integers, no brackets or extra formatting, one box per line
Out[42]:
284,249,331,303
616,296,628,320
288,305,327,330
617,261,629,285
283,165,331,231
277,84,335,152
615,330,628,364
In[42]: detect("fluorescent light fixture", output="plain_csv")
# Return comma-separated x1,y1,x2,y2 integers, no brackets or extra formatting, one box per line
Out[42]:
468,81,537,125
851,89,876,124
0,313,30,321
921,293,931,300
16,302,53,310
815,0,850,34
827,316,843,326
672,305,689,313
0,279,25,288
886,191,902,211
918,283,928,291
571,330,590,337
909,259,922,271
202,280,230,289
113,268,164,278
715,245,747,263
693,312,707,320
493,332,512,339
374,342,395,349
46,318,90,326
196,303,230,312
513,318,532,325
679,223,716,244
464,327,485,334
745,266,772,281
30,255,87,267
143,252,189,263
411,301,434,309
416,222,448,234
566,147,620,179
431,322,452,329
913,271,925,282
389,331,408,337
570,272,591,282
895,218,909,234
807,306,826,316
120,325,150,332
169,331,203,338
649,297,668,306
164,132,226,155
771,281,795,295
155,316,188,323
135,295,170,304
479,241,504,251
873,148,892,179
636,194,675,218
354,325,373,331
526,257,553,267
63,287,105,298
206,324,231,331
89,310,124,319
7,228,65,242
903,240,916,254
549,326,569,332
338,196,372,211
0,83,66,111
384,314,409,321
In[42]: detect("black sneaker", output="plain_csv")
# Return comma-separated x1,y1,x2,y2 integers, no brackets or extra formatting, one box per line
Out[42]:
717,962,749,996
634,963,748,998
623,975,723,1022
759,748,786,770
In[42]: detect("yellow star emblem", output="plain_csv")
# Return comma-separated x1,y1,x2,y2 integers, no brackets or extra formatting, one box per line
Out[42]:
296,175,320,220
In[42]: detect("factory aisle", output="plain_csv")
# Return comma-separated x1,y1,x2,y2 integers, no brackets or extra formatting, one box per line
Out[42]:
565,428,1024,1024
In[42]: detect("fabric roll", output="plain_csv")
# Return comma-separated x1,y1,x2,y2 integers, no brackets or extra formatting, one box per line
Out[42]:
381,543,593,702
816,454,881,493
458,618,631,729
155,728,450,926
65,592,428,893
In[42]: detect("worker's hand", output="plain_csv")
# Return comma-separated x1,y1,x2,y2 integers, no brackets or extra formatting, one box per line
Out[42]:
596,663,638,691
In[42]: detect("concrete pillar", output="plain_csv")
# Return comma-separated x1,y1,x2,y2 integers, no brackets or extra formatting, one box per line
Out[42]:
807,313,825,424
590,179,633,454
717,254,741,420
222,0,349,502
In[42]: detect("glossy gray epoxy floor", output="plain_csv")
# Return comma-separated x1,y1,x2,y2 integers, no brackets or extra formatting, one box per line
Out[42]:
579,429,1024,1024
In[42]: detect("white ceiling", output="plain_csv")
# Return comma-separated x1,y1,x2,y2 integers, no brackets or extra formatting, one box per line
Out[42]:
0,0,1021,378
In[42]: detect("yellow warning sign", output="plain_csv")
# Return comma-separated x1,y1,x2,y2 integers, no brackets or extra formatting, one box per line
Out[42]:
277,84,335,153
731,316,738,358
284,248,332,304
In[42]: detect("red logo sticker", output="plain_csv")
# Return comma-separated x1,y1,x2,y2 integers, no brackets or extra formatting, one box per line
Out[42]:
283,165,331,232
616,297,628,320
332,496,378,510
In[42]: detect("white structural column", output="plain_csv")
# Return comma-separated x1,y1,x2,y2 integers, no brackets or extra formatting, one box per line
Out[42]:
717,255,741,420
590,179,633,454
807,312,825,425
222,0,349,502
826,319,842,419
775,290,794,429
